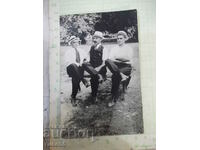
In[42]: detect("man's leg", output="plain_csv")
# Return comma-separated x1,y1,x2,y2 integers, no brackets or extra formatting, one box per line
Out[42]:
105,59,123,95
90,75,99,97
82,62,98,76
118,64,132,93
82,62,100,102
107,73,121,107
67,63,82,79
105,59,120,74
105,59,129,81
111,73,122,99
118,64,132,76
78,66,90,88
105,60,132,106
105,59,121,101
71,77,80,99
98,65,107,81
67,64,81,106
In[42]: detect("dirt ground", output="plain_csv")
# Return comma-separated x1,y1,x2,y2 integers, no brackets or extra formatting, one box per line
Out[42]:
60,43,143,138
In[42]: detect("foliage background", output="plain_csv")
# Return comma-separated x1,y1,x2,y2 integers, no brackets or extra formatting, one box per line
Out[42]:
60,10,138,45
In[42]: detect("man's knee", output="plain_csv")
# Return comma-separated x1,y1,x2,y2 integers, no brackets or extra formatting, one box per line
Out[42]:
91,74,99,82
67,63,79,76
82,62,92,69
69,63,78,68
67,63,78,70
82,62,87,68
120,65,132,76
105,59,113,66
112,73,121,80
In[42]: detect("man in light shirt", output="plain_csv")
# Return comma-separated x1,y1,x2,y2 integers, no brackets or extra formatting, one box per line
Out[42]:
65,36,89,106
105,31,134,107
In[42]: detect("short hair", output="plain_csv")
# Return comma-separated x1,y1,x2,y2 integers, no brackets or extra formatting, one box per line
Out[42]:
117,31,128,40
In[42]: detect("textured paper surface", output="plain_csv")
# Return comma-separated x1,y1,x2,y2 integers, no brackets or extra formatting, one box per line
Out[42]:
48,0,155,149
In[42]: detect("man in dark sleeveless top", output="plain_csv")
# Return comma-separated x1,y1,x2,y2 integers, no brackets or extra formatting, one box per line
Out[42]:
82,31,107,103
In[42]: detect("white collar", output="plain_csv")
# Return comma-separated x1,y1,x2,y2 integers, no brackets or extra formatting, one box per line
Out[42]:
118,43,125,48
96,43,101,49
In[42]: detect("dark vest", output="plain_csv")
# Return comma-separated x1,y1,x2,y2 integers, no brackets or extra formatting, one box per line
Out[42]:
89,44,103,68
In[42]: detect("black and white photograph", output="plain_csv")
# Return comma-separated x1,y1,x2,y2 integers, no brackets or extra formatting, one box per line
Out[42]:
59,9,143,138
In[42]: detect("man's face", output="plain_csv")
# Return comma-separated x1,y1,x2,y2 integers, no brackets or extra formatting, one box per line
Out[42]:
117,35,126,46
71,40,79,48
92,36,102,46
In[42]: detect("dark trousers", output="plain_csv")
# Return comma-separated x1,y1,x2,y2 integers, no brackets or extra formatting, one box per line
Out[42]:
105,59,132,96
66,64,84,98
82,62,106,97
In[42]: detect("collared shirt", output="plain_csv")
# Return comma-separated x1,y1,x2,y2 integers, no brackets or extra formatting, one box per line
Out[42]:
108,44,134,65
63,47,88,67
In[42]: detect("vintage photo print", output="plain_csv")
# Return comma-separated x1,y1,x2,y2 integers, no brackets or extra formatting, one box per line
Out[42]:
59,9,143,138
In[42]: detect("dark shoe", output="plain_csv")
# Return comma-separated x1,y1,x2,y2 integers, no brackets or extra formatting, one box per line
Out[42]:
108,101,115,107
113,96,118,103
121,92,125,101
108,96,117,107
122,82,127,93
92,96,98,104
82,79,90,88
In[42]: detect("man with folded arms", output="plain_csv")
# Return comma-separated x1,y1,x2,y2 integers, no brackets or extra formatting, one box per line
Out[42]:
65,36,89,106
105,31,134,107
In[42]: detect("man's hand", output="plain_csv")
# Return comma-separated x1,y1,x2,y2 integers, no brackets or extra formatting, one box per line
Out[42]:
114,59,133,66
75,62,80,67
113,59,122,63
95,64,104,72
83,59,88,63
124,61,132,65
115,58,130,62
95,65,102,72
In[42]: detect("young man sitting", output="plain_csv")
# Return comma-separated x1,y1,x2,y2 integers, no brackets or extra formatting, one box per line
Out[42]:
65,36,89,106
105,31,134,107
